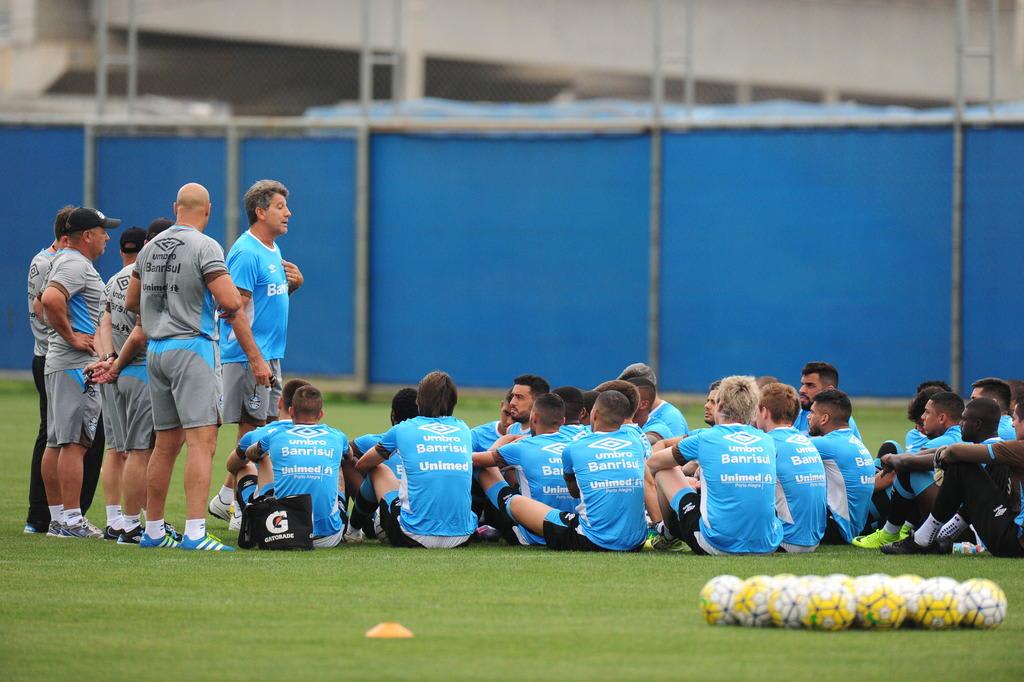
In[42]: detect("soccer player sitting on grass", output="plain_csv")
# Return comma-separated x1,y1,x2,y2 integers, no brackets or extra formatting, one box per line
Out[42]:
647,375,782,554
236,385,349,549
755,382,826,553
627,377,675,445
795,361,861,439
970,377,1016,441
552,386,588,440
853,391,964,548
486,391,648,552
470,390,514,452
474,393,576,546
356,371,476,549
506,374,551,436
807,389,875,545
618,362,689,436
878,397,1023,557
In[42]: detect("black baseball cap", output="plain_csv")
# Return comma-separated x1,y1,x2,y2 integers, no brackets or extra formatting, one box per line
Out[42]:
66,207,121,233
146,217,174,241
120,227,147,253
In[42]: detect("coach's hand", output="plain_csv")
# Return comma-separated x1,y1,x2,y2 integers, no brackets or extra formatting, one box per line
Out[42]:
282,260,303,293
70,332,95,354
251,357,273,387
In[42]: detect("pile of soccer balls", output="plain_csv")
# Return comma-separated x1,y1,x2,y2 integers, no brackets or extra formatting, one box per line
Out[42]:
699,573,1007,631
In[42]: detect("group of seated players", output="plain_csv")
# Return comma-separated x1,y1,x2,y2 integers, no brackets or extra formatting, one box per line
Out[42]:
224,361,1024,556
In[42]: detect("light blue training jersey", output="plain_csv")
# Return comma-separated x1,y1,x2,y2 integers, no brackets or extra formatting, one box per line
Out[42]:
810,428,875,543
239,419,292,453
378,416,476,537
905,427,928,451
999,415,1016,441
649,400,689,437
497,432,577,545
259,423,346,538
795,409,861,440
677,424,783,554
768,427,827,548
559,424,589,441
353,431,404,478
562,427,648,551
640,416,674,441
220,230,289,363
471,420,503,452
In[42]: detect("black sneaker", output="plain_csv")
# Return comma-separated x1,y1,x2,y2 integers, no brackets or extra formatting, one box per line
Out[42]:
104,525,122,541
164,522,183,542
880,535,941,555
117,525,143,545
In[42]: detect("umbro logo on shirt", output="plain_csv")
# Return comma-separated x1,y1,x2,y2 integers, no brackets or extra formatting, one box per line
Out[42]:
268,264,277,272
29,264,39,278
993,505,1007,518
723,431,761,446
116,275,130,290
419,423,460,436
541,443,567,455
784,434,812,446
588,437,631,451
287,425,327,439
152,237,185,252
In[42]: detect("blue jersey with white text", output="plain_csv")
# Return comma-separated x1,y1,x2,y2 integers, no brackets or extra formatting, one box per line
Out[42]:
649,401,689,437
353,431,404,478
498,432,577,545
259,423,346,538
769,427,827,547
220,231,289,362
559,424,589,441
811,428,875,543
238,419,292,453
677,424,783,554
378,416,476,537
795,409,861,440
562,427,648,551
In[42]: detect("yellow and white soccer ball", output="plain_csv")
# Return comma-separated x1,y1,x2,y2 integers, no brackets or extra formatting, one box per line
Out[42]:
853,575,907,630
824,573,855,592
959,578,1007,629
802,579,856,631
915,577,965,630
733,575,776,627
890,574,924,625
768,578,810,629
699,575,745,626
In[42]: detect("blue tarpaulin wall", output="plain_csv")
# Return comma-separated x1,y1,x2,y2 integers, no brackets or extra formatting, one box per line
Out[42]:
3,124,1020,395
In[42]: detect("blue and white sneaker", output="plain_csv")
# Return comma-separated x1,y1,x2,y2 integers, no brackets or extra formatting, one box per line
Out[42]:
46,521,71,537
24,522,47,534
139,532,181,548
180,533,234,551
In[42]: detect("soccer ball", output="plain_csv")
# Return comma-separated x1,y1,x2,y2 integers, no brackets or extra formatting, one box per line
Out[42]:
853,576,907,630
959,578,1007,629
802,579,856,631
915,577,965,630
824,573,855,592
699,575,745,626
768,579,809,629
733,575,775,627
891,574,924,625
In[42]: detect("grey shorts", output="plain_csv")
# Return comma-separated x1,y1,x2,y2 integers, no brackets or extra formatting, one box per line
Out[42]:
118,364,154,451
100,383,126,452
147,337,222,430
45,369,101,448
221,359,282,424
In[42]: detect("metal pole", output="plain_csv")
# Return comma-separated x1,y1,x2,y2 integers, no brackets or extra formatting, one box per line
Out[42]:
83,123,96,207
392,0,403,113
225,124,240,245
353,123,371,397
360,0,372,120
95,0,108,116
950,0,966,393
126,0,138,116
647,127,663,379
684,0,695,118
652,0,664,123
988,0,998,115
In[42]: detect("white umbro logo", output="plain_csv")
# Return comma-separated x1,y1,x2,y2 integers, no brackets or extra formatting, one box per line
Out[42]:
268,264,277,272
287,425,326,439
419,423,460,436
588,437,631,451
541,443,567,455
723,431,761,446
785,434,811,445
993,505,1007,517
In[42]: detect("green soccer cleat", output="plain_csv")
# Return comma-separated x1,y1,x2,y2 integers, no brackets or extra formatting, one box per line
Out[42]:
645,533,686,552
851,528,900,549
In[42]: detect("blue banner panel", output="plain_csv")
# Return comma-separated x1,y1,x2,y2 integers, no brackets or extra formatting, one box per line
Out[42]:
962,126,1024,390
239,135,356,376
660,128,952,397
95,135,227,280
2,127,84,369
370,133,651,389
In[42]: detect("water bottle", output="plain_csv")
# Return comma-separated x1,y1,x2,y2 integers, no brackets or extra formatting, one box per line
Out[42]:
952,542,984,555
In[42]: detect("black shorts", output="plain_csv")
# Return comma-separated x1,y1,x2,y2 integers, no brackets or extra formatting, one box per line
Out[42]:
541,512,642,552
377,497,471,549
940,463,1024,558
821,510,848,545
666,490,710,556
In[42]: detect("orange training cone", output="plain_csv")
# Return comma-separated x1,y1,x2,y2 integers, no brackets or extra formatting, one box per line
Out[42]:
366,622,414,639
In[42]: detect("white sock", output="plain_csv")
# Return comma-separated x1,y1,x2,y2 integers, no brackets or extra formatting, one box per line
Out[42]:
145,519,165,539
63,507,83,525
218,486,234,505
936,514,968,542
122,514,141,530
882,521,901,535
184,518,206,541
106,504,123,529
48,504,63,523
913,515,942,546
657,521,676,541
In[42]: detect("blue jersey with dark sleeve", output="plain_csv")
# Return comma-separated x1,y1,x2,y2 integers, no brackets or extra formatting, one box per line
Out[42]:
497,432,577,545
677,424,783,554
811,428,875,542
353,431,404,478
378,416,476,537
649,401,689,437
220,231,289,363
259,423,346,538
562,427,648,551
769,427,827,547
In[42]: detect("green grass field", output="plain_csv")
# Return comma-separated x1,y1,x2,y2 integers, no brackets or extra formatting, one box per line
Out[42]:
1,381,1022,681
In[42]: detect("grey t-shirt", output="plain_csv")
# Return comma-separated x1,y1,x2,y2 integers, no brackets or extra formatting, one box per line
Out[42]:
44,249,103,373
27,247,58,357
104,263,145,366
133,225,228,340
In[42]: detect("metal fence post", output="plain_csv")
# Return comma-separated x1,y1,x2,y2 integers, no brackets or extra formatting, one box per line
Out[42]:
83,123,95,206
225,124,240,245
354,123,371,398
951,0,967,392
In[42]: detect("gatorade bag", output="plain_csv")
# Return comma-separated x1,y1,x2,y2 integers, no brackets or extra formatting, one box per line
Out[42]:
238,493,314,550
